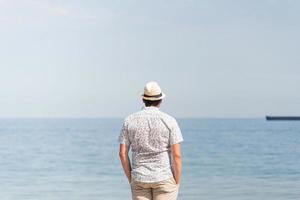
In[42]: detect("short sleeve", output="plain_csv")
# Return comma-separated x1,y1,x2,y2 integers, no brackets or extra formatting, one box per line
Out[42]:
169,118,183,145
118,120,130,146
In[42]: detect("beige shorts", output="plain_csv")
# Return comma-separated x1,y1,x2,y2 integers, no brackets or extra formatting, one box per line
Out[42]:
130,177,179,200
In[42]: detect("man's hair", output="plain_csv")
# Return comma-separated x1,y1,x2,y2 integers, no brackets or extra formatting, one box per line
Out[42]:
143,99,162,107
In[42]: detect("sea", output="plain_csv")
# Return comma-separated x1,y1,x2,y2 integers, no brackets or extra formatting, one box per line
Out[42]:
0,118,299,200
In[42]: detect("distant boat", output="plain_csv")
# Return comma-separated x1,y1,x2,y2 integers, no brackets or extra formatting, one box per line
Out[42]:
266,116,300,121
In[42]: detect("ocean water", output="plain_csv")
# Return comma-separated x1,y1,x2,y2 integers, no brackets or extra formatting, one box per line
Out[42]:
0,118,299,200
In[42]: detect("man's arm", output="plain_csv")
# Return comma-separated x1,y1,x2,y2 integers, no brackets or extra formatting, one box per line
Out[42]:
119,144,132,183
171,143,182,185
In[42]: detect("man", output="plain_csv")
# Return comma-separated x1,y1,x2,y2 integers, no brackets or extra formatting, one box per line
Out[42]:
118,81,183,200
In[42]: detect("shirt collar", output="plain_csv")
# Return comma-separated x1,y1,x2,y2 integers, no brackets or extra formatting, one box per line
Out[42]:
142,106,159,111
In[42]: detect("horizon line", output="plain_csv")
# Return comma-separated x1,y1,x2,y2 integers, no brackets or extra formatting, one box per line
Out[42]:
0,116,265,119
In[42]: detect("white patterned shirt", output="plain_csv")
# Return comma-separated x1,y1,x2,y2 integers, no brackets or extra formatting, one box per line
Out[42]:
118,106,183,182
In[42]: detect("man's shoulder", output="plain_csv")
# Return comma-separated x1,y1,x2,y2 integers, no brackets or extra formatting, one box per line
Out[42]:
123,109,177,123
123,110,144,122
158,110,177,122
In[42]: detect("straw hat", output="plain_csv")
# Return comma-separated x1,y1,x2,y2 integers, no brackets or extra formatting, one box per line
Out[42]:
142,81,166,101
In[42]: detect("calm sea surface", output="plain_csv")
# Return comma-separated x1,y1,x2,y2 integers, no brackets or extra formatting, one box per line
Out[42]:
0,118,299,200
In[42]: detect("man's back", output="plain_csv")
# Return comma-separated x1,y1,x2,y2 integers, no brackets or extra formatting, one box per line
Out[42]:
118,81,183,200
119,106,183,182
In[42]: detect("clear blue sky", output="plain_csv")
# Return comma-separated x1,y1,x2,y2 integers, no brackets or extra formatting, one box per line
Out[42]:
0,0,299,118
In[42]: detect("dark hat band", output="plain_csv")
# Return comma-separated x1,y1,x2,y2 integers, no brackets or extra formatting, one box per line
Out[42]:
143,93,162,98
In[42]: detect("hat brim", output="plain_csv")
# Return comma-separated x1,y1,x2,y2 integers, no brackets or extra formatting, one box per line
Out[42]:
142,93,166,101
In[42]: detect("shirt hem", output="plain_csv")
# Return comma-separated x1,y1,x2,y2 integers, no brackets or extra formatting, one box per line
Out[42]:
132,175,174,183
